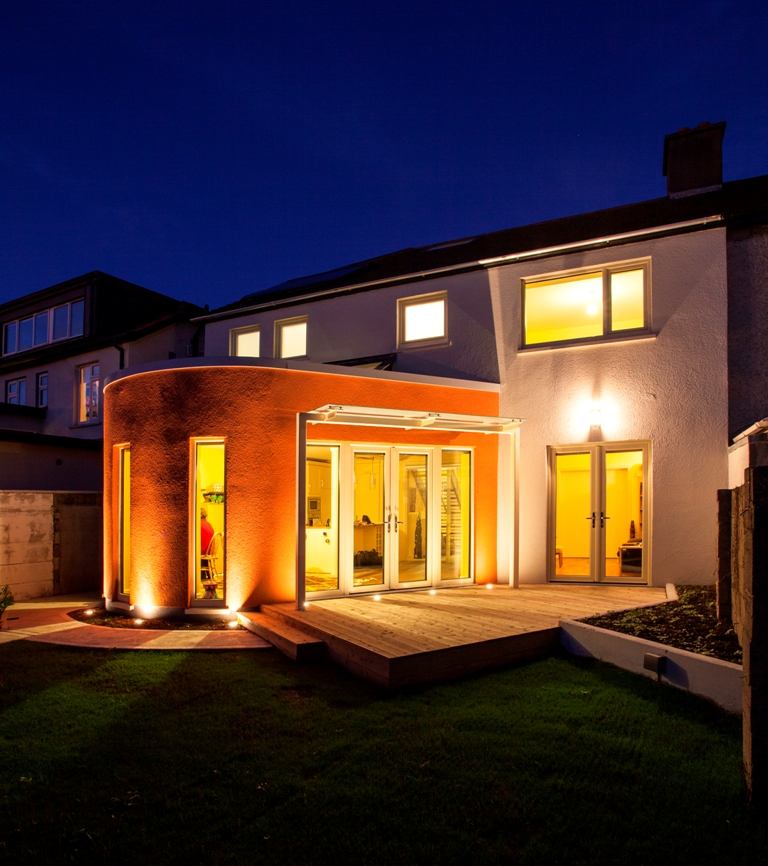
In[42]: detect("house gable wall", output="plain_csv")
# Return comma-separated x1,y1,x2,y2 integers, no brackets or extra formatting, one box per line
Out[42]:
490,227,728,586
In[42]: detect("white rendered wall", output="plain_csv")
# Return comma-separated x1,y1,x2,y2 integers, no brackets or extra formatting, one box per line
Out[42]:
6,324,195,439
490,228,728,586
203,270,500,383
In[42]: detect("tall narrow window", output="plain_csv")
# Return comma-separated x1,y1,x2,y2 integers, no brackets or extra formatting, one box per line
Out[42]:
193,440,226,602
5,378,26,405
36,372,48,408
275,317,308,358
440,450,472,580
78,363,101,422
305,445,340,593
230,326,261,357
118,447,132,596
3,321,17,354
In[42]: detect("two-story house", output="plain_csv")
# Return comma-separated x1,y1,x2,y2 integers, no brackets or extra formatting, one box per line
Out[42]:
100,123,768,619
0,271,202,599
0,270,203,489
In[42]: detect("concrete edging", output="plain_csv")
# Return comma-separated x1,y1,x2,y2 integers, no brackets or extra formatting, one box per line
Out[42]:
559,618,743,714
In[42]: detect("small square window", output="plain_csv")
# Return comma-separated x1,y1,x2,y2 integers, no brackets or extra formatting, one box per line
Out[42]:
230,327,261,358
275,317,307,359
398,292,448,347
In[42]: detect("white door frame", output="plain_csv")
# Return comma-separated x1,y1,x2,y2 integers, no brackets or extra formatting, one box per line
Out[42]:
547,440,651,585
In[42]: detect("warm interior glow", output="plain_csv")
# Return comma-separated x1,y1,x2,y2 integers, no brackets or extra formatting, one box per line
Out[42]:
402,297,445,343
525,273,603,345
195,441,226,602
233,328,260,357
554,452,592,577
305,444,340,593
440,450,471,580
396,453,428,584
119,447,132,596
610,269,645,331
353,451,386,588
554,449,644,579
279,320,307,358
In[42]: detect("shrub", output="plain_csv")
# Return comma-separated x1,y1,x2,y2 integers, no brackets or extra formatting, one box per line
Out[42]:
0,584,14,618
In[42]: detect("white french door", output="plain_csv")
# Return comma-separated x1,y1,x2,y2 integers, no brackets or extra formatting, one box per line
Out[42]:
549,442,649,584
351,448,431,592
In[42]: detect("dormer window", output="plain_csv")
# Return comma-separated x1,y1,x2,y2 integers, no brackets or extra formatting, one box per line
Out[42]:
2,298,85,356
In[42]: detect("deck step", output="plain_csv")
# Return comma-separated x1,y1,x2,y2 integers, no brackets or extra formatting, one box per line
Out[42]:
238,612,326,662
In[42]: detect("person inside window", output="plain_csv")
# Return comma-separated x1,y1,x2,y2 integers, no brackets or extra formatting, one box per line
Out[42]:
200,507,214,555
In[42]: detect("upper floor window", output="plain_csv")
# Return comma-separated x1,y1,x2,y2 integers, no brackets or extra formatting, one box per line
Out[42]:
229,326,261,358
77,362,101,423
522,262,648,348
275,316,308,359
5,377,26,405
398,292,447,348
2,298,85,356
36,372,49,408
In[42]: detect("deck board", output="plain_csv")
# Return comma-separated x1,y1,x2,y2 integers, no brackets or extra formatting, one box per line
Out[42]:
262,584,668,687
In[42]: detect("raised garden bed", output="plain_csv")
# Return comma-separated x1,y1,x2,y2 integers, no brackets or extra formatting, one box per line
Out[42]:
583,585,741,664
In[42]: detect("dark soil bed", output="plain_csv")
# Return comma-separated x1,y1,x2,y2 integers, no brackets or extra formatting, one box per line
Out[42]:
583,585,742,664
69,609,235,630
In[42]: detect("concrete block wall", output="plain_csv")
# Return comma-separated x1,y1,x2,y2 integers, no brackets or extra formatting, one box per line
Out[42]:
0,491,54,600
0,491,101,600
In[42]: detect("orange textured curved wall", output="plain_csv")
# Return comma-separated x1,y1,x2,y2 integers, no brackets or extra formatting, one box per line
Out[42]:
104,365,500,609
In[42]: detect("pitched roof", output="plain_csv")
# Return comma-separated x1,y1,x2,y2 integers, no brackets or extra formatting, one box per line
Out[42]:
203,173,768,321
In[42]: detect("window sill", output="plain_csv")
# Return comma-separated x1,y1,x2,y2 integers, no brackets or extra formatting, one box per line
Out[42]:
518,330,657,353
70,419,102,429
397,337,451,352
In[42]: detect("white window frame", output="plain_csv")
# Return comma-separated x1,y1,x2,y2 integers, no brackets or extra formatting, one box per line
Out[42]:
77,362,101,424
36,372,48,408
228,325,261,358
275,316,308,359
397,291,448,349
2,298,85,356
521,260,651,349
5,377,26,405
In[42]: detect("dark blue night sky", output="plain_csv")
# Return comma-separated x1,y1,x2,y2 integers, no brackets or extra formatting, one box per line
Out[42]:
2,0,767,310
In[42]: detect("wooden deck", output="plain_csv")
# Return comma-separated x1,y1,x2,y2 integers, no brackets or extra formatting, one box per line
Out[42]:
260,584,669,688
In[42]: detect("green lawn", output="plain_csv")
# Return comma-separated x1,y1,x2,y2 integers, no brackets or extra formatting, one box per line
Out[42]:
0,644,764,865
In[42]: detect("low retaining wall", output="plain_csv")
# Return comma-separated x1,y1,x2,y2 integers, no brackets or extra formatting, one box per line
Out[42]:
559,619,743,714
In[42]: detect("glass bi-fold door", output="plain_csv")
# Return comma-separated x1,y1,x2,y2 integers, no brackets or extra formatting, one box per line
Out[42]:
352,449,430,592
551,443,648,584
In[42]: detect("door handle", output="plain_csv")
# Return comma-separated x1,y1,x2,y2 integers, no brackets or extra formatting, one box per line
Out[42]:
600,512,610,528
585,512,596,528
393,514,404,533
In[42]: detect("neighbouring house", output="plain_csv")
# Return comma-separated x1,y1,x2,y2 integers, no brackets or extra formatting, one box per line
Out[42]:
102,122,768,617
0,271,202,597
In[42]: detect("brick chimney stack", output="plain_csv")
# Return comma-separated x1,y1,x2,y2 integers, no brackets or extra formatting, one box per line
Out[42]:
663,121,726,198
